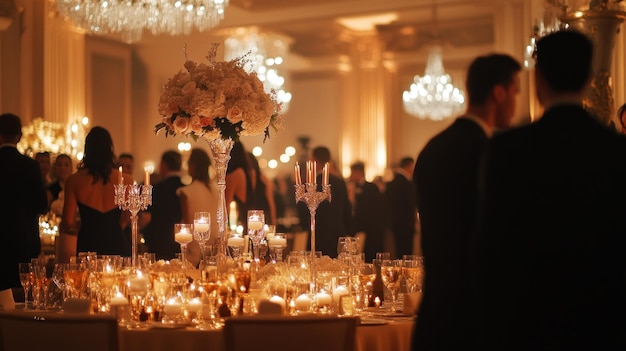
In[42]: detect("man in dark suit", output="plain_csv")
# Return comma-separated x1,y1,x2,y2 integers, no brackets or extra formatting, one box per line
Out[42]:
348,161,386,262
411,54,521,350
385,156,417,258
298,146,351,258
141,150,184,260
0,113,48,309
473,30,626,350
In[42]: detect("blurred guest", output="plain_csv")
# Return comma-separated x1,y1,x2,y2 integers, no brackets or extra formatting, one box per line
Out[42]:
412,53,521,350
298,146,351,257
177,148,218,263
247,152,277,225
618,103,626,134
142,150,184,261
58,126,131,262
48,154,73,215
0,113,48,310
35,151,52,186
385,156,417,258
472,30,626,349
226,141,252,227
348,161,385,262
117,153,134,177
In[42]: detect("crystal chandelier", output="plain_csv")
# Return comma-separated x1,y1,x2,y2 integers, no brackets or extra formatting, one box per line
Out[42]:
402,46,465,121
224,27,293,112
52,0,229,43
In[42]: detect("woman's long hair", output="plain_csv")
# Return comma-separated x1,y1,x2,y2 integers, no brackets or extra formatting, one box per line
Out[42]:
79,126,116,184
188,148,212,190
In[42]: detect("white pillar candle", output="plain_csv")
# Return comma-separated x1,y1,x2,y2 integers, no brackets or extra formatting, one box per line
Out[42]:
314,292,332,307
269,295,286,309
128,273,150,293
110,293,129,306
248,219,263,231
175,228,193,244
227,236,244,247
268,237,287,248
163,299,182,315
194,221,209,233
332,286,349,303
295,294,312,310
229,201,238,229
187,298,202,313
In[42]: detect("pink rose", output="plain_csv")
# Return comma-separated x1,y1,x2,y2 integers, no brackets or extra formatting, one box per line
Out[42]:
181,81,196,95
226,106,243,123
173,117,191,134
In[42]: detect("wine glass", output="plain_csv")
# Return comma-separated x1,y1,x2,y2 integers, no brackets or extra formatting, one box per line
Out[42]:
268,233,287,263
18,263,33,309
380,259,403,312
227,233,245,259
174,223,194,277
247,210,265,263
353,263,376,312
402,255,425,293
193,212,211,260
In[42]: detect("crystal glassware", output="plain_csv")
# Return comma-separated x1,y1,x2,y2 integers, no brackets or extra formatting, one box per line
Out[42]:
18,263,33,309
227,233,245,259
380,259,403,312
402,256,425,293
174,223,194,277
194,212,211,260
268,232,287,263
247,210,265,263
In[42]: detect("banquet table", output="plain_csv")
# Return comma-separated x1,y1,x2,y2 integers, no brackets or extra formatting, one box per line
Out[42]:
118,318,414,351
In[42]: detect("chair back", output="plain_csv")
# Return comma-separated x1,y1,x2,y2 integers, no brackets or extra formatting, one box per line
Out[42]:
224,315,357,351
0,311,119,351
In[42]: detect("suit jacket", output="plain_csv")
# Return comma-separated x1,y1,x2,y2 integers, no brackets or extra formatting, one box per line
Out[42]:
298,173,351,258
412,117,488,350
0,146,48,290
473,105,626,350
142,175,184,260
350,181,386,262
385,170,417,257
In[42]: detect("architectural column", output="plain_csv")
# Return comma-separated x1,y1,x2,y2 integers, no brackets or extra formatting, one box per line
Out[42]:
340,32,388,180
44,2,85,124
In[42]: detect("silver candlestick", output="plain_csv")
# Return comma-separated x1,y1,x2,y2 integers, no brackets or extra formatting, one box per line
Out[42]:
115,183,152,267
295,182,331,258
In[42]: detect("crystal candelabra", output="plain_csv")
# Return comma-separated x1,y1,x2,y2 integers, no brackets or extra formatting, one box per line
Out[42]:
294,161,331,258
115,183,152,267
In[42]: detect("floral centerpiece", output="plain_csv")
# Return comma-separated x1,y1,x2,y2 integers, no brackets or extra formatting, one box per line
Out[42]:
154,43,283,142
154,43,283,265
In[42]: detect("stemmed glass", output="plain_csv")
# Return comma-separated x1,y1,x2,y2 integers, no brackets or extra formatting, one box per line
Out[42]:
354,263,376,312
267,233,287,263
194,212,211,260
402,255,425,293
247,210,265,263
380,259,403,312
227,233,245,259
31,258,50,310
18,263,33,308
174,223,194,277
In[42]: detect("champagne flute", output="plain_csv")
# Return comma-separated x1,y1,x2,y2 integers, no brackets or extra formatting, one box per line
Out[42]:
380,259,403,312
194,212,211,260
18,263,33,308
247,210,265,263
174,223,194,277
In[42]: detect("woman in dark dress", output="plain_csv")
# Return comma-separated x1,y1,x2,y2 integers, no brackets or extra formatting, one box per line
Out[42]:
58,127,132,262
225,141,252,228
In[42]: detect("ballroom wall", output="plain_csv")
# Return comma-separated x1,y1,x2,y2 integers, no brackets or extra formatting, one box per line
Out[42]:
1,0,625,182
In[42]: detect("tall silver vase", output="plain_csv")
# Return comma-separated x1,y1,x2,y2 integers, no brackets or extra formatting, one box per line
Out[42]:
207,137,234,268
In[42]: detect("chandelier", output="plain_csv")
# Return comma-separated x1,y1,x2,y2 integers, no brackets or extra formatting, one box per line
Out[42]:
52,0,229,43
224,27,293,112
402,46,465,121
17,116,90,161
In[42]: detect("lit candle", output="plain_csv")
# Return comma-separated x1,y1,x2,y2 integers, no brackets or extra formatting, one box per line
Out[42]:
110,292,129,306
229,201,238,228
194,219,209,233
323,162,329,186
163,298,182,315
118,166,123,185
314,292,332,307
332,286,349,304
268,237,287,248
295,294,312,310
295,162,302,185
128,272,150,293
227,236,244,247
305,161,310,183
175,227,193,244
187,298,202,313
313,161,317,184
144,170,150,186
269,295,286,310
374,296,381,308
248,217,263,231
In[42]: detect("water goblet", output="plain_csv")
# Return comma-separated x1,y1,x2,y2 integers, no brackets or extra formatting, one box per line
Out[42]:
380,259,403,312
402,256,425,293
174,223,194,276
194,212,211,259
247,210,265,263
268,232,288,263
18,263,33,308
